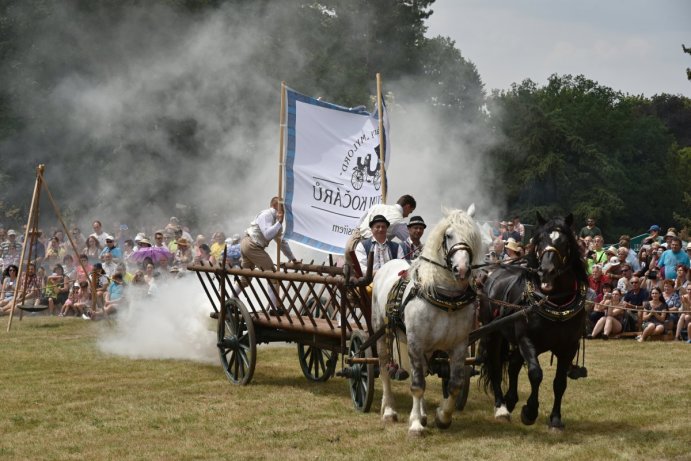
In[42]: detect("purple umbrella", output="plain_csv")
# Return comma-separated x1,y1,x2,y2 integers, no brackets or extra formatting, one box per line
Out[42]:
129,246,173,265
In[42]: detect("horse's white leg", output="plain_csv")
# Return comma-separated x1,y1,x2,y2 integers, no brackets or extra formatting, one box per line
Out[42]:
377,335,398,423
436,343,466,429
407,342,426,436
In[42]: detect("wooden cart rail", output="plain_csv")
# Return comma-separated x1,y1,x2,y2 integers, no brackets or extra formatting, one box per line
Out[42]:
188,262,372,341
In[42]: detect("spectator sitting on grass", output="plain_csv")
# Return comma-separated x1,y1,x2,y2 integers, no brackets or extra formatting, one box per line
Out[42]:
589,288,626,339
661,278,681,330
637,287,667,342
85,272,126,320
42,264,69,316
674,286,691,342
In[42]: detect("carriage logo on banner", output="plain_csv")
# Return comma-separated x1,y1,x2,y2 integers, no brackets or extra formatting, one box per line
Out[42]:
283,87,390,254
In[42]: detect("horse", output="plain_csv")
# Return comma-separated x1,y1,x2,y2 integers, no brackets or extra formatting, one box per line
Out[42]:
478,213,588,431
371,204,483,436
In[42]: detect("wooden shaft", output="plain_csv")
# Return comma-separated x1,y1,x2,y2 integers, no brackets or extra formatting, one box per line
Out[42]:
7,165,43,332
276,81,287,266
376,73,386,204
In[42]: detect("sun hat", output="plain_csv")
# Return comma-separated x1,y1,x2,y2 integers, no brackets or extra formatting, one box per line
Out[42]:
176,238,189,247
687,242,691,250
605,246,617,255
369,215,390,228
665,230,677,238
505,238,521,253
608,256,620,266
138,238,151,246
134,232,145,242
407,216,426,228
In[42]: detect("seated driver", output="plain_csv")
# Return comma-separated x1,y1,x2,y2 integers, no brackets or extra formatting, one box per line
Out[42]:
354,214,405,276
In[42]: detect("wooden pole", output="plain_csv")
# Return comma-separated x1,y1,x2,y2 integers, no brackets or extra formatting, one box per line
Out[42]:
376,73,387,204
276,81,287,265
7,165,43,332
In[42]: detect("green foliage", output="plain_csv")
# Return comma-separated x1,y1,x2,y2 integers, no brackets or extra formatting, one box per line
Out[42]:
488,74,689,240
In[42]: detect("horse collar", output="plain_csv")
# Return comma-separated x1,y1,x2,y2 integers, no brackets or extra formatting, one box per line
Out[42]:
418,283,477,312
528,281,587,321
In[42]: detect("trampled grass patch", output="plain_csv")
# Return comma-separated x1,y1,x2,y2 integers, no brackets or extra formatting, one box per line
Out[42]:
1,316,690,460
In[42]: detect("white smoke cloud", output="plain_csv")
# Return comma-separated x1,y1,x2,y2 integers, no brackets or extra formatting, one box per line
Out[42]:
98,276,217,363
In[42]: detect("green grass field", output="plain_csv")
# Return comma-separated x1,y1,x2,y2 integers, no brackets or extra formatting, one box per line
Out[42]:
1,316,690,460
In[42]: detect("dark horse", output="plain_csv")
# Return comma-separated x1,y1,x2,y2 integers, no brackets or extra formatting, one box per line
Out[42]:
478,213,588,430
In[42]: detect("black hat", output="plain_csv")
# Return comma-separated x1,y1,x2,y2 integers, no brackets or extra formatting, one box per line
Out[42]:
407,216,426,228
369,214,390,228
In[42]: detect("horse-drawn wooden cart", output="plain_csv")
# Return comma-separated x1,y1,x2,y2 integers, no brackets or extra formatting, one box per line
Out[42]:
188,253,477,414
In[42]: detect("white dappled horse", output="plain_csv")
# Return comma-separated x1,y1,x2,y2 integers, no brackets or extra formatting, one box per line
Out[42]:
371,204,483,436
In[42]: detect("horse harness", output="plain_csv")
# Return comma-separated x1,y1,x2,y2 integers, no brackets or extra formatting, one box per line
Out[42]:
385,268,478,333
486,270,587,322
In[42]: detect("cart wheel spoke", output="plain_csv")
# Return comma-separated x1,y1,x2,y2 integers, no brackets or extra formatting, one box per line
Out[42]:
218,299,256,385
297,343,337,382
347,330,374,412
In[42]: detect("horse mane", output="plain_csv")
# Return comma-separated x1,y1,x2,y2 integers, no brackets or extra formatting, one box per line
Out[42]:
411,208,483,293
532,215,588,285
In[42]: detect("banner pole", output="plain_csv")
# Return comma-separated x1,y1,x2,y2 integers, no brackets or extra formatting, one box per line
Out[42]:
376,73,386,204
276,81,287,265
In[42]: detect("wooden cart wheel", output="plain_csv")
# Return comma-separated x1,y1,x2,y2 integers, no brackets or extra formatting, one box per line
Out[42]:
454,365,472,411
217,298,256,385
348,330,375,413
297,344,338,382
297,297,337,382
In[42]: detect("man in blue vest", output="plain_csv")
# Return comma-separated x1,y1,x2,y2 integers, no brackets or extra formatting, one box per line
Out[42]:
354,214,404,275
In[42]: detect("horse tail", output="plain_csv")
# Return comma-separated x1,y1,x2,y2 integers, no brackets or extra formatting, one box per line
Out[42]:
478,333,510,395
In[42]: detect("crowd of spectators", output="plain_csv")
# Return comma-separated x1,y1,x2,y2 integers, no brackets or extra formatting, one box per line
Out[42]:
1,213,689,342
578,219,691,343
0,217,242,320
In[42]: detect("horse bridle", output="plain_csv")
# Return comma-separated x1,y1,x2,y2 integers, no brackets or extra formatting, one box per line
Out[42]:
536,231,573,280
419,240,474,274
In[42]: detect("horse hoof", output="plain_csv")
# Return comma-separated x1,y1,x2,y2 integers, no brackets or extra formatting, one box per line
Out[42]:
548,417,565,432
382,411,398,424
520,405,537,426
494,405,511,422
434,411,451,429
420,415,427,427
408,423,426,437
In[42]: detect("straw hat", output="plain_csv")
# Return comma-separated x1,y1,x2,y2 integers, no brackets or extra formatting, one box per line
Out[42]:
605,246,617,255
505,238,522,253
138,238,151,246
177,238,190,247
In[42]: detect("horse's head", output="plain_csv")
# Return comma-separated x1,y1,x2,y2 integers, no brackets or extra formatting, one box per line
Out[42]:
421,204,482,284
532,212,581,293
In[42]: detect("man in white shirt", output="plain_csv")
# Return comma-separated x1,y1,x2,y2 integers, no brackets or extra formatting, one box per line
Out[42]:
354,214,405,275
89,220,108,247
237,197,297,315
241,197,297,271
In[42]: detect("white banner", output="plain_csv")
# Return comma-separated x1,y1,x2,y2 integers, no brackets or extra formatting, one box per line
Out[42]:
283,88,390,254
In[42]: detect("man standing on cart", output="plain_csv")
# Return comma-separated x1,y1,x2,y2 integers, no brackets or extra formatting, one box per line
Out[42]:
238,196,297,314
